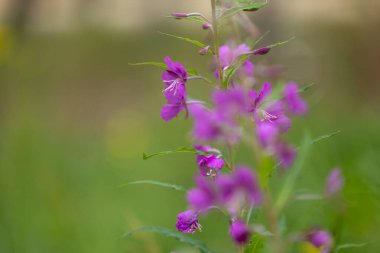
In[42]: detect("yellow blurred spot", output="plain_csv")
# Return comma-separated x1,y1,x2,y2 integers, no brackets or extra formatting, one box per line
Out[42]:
105,109,150,161
300,242,321,253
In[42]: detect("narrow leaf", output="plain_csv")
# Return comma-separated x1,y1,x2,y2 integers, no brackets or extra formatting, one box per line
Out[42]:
129,62,166,69
334,243,368,252
121,180,187,191
158,32,207,48
122,226,215,253
298,83,314,93
143,147,197,160
222,2,268,19
311,131,341,145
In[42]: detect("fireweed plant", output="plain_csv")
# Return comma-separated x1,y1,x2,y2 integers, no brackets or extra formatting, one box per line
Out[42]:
125,1,350,253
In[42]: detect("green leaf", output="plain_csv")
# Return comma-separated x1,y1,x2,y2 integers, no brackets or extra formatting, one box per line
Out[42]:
222,1,267,19
311,131,341,145
143,147,197,160
275,133,312,210
298,83,314,93
222,53,250,87
129,62,166,69
122,226,215,253
120,180,187,191
244,234,264,253
334,243,368,252
165,16,205,23
158,32,207,48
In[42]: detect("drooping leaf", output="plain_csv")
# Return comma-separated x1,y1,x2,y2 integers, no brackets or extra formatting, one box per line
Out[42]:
158,32,207,48
244,234,264,253
334,243,368,252
143,147,197,160
129,62,166,69
122,226,215,253
121,180,187,191
222,2,268,19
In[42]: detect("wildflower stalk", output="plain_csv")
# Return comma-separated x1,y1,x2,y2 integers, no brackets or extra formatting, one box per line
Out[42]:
211,0,224,88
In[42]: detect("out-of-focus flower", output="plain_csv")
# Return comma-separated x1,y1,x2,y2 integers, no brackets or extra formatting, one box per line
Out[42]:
217,44,254,79
306,229,333,253
229,220,251,246
194,145,224,177
274,141,297,169
283,82,307,116
189,95,242,144
213,86,248,120
187,175,216,212
256,122,279,147
187,166,262,215
176,210,201,233
189,104,223,141
248,82,272,120
325,168,343,196
216,166,262,214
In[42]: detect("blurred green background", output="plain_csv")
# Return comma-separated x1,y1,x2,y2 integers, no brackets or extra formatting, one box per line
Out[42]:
0,0,379,252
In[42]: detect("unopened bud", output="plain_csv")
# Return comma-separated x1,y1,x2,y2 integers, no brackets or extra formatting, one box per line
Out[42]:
172,12,189,19
252,47,271,55
201,23,211,30
199,46,210,55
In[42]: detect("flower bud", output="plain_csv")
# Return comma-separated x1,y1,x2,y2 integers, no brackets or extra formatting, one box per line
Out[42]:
229,220,251,246
199,46,210,55
172,12,189,19
253,47,271,55
306,229,333,249
202,23,211,30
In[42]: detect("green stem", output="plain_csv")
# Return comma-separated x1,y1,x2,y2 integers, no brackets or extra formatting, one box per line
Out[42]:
211,0,224,88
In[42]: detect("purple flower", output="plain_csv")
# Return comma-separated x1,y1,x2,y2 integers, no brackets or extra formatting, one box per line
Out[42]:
217,44,254,78
176,210,201,233
160,104,186,121
248,82,272,120
189,102,241,144
194,146,225,177
187,176,216,212
189,104,223,141
264,101,291,133
256,122,279,148
213,86,248,120
325,168,343,196
274,142,297,169
160,57,188,121
283,82,307,116
229,220,251,246
306,229,333,252
216,166,262,213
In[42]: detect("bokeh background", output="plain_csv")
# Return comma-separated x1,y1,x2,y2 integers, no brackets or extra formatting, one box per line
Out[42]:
0,0,379,252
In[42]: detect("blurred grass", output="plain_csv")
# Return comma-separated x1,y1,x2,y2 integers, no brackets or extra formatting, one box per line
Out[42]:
0,27,379,253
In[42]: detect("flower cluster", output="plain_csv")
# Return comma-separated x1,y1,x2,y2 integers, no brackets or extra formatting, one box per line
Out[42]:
135,1,346,252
